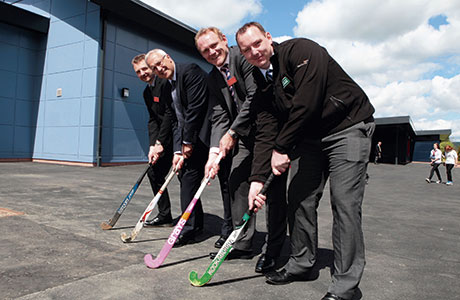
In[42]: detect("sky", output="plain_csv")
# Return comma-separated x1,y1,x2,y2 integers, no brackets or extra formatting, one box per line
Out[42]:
140,0,460,141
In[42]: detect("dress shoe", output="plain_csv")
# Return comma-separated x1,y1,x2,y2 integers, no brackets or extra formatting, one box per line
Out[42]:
255,254,275,273
321,292,346,300
173,233,195,248
265,268,312,285
209,249,253,260
214,236,228,248
144,215,173,227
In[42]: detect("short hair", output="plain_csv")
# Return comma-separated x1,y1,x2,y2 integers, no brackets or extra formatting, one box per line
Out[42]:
236,22,266,43
131,53,145,65
445,145,453,151
145,49,168,66
195,27,224,47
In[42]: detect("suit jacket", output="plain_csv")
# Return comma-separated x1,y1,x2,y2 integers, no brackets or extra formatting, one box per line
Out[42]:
207,46,257,148
250,38,375,182
269,38,375,154
143,76,173,148
171,63,211,153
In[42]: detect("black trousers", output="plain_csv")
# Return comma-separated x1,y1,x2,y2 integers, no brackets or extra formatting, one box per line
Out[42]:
446,164,454,182
428,163,442,181
178,140,208,236
147,145,173,219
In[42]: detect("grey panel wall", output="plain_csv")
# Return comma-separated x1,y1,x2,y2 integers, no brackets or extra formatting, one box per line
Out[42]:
0,22,46,159
101,16,210,163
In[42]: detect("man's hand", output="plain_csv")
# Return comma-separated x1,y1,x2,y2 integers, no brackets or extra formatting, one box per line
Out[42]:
248,181,266,213
219,132,236,158
204,152,220,180
182,144,193,159
172,154,185,172
271,150,290,176
148,144,164,164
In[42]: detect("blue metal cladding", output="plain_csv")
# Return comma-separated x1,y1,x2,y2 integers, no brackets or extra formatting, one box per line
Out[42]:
0,22,44,159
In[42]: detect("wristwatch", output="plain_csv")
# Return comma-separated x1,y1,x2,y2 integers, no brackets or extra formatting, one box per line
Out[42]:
227,129,238,139
155,140,162,146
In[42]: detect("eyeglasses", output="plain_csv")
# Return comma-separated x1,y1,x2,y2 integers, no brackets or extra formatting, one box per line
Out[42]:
150,54,167,70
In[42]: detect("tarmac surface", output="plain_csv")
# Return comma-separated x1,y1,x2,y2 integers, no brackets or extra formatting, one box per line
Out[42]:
1,161,459,300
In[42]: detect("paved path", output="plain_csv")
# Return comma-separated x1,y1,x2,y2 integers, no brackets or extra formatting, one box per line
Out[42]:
0,162,459,299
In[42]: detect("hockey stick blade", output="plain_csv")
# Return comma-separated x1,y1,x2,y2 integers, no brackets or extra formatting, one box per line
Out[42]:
188,173,275,286
120,160,181,243
100,164,151,230
144,153,223,269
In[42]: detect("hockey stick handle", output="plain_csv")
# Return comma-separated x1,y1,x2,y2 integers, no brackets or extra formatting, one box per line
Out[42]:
247,172,275,218
116,163,151,214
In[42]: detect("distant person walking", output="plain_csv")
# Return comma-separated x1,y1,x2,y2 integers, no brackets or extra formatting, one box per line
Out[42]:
444,145,458,186
374,141,382,164
426,143,442,183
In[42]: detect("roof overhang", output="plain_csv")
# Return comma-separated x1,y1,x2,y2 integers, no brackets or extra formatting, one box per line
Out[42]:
0,2,49,34
90,0,197,49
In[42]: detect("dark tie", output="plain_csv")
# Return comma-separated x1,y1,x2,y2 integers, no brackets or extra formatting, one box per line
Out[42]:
220,64,238,111
266,68,273,82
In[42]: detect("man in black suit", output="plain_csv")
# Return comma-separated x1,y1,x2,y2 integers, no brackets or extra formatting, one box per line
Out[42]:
145,49,210,247
237,22,375,300
131,54,174,226
195,27,288,272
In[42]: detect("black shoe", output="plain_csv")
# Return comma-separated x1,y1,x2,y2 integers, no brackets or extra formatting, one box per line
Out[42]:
265,268,315,285
255,254,275,273
209,249,253,260
214,236,228,248
144,215,173,227
321,292,346,300
173,233,195,248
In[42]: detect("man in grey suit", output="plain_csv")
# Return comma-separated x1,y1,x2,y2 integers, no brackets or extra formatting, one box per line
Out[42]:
195,27,287,272
145,49,211,247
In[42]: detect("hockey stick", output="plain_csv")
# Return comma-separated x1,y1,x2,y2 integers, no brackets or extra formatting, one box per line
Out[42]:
189,173,275,286
121,156,183,243
100,163,151,230
144,153,223,269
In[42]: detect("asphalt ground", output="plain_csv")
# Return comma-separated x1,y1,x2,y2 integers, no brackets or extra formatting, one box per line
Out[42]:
0,161,459,300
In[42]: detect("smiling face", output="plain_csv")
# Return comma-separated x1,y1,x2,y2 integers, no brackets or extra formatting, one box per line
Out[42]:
237,25,274,69
132,60,154,83
196,30,229,67
146,52,175,80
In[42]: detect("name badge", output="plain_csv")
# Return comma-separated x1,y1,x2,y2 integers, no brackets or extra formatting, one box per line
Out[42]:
227,77,237,86
154,96,160,102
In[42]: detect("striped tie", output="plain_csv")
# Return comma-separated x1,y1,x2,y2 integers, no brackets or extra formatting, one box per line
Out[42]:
220,64,235,98
220,64,238,111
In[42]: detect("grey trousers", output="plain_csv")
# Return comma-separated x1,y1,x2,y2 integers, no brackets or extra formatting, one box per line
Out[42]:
286,121,374,299
230,137,287,255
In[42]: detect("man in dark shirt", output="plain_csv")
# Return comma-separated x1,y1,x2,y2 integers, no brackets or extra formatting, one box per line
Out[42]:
237,22,375,300
131,54,174,226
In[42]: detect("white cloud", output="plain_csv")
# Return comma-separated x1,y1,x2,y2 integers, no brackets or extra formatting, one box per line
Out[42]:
272,35,293,43
293,0,460,140
415,119,460,141
139,0,262,32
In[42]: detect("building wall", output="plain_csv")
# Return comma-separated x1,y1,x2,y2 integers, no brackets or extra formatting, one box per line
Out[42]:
2,0,210,164
6,0,102,164
0,22,45,159
101,16,210,163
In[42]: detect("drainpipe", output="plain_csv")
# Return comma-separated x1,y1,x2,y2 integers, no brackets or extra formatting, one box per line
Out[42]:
96,10,107,167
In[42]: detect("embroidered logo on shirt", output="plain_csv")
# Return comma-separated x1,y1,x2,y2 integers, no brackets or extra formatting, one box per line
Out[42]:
296,59,309,68
282,77,291,88
154,96,160,102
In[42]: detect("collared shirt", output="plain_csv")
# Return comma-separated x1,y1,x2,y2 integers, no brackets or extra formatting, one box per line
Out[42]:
258,63,273,81
168,65,191,149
